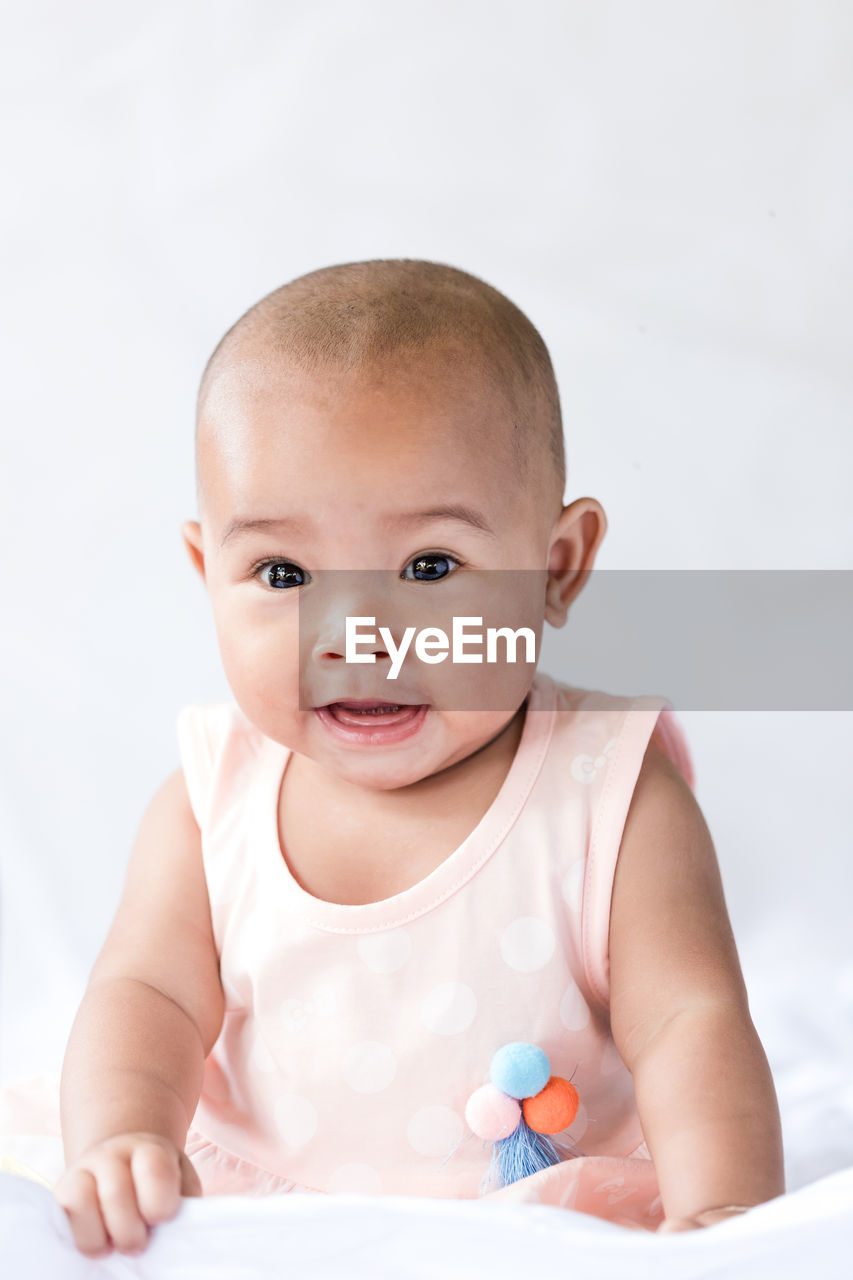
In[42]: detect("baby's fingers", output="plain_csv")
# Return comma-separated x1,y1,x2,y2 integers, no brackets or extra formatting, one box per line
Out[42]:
658,1206,750,1233
130,1140,183,1223
95,1156,150,1254
657,1216,700,1233
54,1167,112,1258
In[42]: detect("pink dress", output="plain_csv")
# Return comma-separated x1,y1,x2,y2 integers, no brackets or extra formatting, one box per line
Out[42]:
0,672,694,1232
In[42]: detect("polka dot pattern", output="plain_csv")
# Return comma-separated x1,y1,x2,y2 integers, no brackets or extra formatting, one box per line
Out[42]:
357,929,412,973
407,1105,465,1157
559,982,591,1031
600,1039,627,1076
561,861,585,915
499,916,556,972
280,989,338,1033
420,982,477,1035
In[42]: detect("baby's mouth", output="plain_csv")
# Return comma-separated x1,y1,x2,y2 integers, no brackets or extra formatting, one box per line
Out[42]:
322,700,421,725
313,697,430,745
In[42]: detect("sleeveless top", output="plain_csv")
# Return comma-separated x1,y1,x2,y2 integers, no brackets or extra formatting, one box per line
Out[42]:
176,671,695,1224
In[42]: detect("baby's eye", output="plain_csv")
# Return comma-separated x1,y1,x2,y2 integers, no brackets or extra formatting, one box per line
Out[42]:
401,553,461,583
255,560,310,589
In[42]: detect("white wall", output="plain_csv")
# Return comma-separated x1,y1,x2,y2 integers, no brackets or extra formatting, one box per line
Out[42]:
1,0,851,1081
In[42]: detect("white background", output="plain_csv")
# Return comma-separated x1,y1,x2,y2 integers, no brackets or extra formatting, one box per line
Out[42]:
0,0,851,1089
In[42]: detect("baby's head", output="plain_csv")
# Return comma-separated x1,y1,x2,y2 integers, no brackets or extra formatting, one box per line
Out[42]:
183,259,606,790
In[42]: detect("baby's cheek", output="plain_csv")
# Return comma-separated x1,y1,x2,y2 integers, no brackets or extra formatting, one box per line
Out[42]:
218,620,300,710
445,708,521,756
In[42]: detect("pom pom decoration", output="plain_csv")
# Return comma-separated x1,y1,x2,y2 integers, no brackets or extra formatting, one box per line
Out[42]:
465,1042,582,1192
490,1116,562,1188
522,1076,579,1134
464,1084,522,1141
489,1042,550,1099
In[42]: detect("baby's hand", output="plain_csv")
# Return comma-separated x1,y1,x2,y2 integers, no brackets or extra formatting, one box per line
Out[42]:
53,1132,202,1257
657,1205,751,1233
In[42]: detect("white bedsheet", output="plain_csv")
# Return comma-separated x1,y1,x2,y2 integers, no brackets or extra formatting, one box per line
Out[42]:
1,1165,852,1279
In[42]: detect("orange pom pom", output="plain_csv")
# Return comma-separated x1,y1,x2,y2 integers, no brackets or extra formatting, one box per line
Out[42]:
522,1076,579,1134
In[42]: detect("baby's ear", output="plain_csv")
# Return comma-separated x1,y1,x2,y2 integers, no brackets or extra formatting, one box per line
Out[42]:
543,498,607,627
181,520,206,583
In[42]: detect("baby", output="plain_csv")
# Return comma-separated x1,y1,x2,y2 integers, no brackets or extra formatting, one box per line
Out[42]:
51,259,784,1256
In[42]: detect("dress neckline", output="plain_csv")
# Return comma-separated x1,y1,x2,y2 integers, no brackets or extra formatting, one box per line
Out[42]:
251,671,558,933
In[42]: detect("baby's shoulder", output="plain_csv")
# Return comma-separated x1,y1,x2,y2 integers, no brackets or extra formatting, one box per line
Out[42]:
176,700,269,826
177,700,266,755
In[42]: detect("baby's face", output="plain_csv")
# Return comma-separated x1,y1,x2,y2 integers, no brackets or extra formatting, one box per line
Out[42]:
183,349,590,792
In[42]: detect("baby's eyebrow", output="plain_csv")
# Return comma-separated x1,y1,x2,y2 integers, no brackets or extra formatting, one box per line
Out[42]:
392,504,495,535
219,504,495,548
220,516,303,547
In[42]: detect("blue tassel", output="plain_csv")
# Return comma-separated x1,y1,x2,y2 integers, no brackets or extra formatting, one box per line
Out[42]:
488,1116,562,1189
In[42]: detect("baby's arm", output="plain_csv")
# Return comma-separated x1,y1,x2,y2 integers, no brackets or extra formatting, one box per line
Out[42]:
607,739,785,1231
54,767,225,1256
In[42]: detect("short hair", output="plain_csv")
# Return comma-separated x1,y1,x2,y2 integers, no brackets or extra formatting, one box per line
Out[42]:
196,258,566,500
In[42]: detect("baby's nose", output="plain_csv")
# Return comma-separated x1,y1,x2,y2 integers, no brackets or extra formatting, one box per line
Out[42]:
302,570,398,661
313,632,390,663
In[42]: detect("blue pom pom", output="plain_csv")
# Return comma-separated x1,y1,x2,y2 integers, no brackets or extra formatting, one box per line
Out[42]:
487,1116,562,1189
489,1042,550,1100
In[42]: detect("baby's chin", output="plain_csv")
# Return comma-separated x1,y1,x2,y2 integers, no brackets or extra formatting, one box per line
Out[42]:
308,702,442,784
311,752,453,795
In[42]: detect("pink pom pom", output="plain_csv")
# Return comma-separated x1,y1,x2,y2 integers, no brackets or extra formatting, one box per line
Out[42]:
465,1084,522,1141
